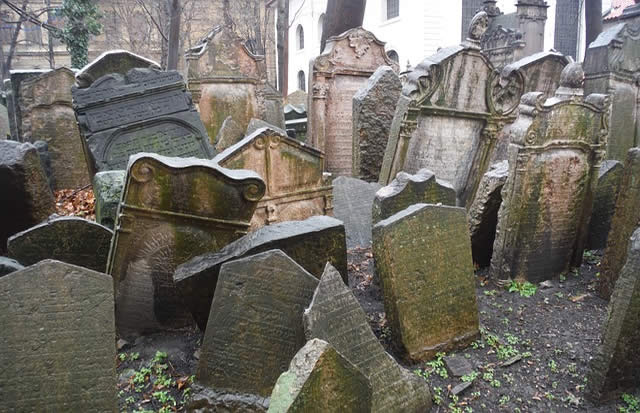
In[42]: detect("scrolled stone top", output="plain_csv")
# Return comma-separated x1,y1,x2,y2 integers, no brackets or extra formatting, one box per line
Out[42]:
468,11,490,41
559,62,585,89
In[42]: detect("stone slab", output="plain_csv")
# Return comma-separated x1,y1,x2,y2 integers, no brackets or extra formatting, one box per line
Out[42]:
588,160,623,250
332,176,381,248
93,170,126,229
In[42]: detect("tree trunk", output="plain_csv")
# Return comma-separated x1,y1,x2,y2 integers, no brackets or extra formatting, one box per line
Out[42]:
277,0,288,95
3,0,29,81
585,0,602,50
320,0,366,53
167,0,180,70
46,0,55,69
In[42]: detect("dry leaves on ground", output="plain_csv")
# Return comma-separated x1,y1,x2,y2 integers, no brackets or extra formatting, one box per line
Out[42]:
54,187,96,221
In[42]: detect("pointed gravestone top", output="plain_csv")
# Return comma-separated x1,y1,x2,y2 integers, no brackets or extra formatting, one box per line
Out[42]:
75,49,160,89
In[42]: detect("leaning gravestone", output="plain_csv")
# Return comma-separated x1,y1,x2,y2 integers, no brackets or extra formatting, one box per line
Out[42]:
373,203,479,361
0,260,116,411
7,217,113,272
174,215,347,330
372,168,456,224
304,263,433,412
93,170,126,229
332,176,381,248
588,160,623,250
352,66,402,182
196,250,319,403
587,227,640,402
74,49,161,88
268,338,371,413
108,153,265,336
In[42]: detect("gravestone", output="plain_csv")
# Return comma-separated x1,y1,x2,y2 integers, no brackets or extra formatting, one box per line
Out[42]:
174,215,347,330
0,257,23,277
491,64,609,283
268,338,371,413
599,149,640,299
304,263,433,413
196,250,318,401
587,227,640,402
214,116,244,153
0,104,10,139
33,140,54,189
352,66,402,182
7,217,113,272
214,127,333,230
6,69,49,140
93,170,126,229
74,49,160,88
373,204,479,361
588,160,623,250
0,260,116,411
246,118,287,137
372,168,456,224
0,140,55,254
72,68,214,177
309,27,398,176
108,153,265,336
332,176,381,248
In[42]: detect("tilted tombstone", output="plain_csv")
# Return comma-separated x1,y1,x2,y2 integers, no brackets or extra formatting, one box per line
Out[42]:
588,160,623,250
72,68,214,177
214,127,333,230
304,263,433,413
93,170,126,229
5,69,49,140
332,176,381,249
74,49,161,88
491,64,609,283
309,27,398,176
107,153,265,336
373,204,480,362
0,260,116,411
174,215,347,330
7,217,113,273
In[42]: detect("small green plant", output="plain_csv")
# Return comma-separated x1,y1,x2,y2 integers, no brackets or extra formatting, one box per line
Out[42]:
499,395,510,406
505,333,519,345
554,292,564,299
462,371,479,383
432,386,443,406
583,250,600,265
560,273,567,282
153,351,168,363
549,359,558,373
132,366,151,385
545,392,555,401
619,393,640,413
153,390,176,406
507,281,537,297
130,352,140,361
119,353,127,361
425,352,448,379
125,396,135,405
484,289,498,296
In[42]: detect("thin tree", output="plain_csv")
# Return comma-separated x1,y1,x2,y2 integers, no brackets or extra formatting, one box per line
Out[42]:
55,0,102,69
167,0,180,70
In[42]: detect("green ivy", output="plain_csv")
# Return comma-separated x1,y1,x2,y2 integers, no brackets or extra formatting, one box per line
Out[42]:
54,0,102,69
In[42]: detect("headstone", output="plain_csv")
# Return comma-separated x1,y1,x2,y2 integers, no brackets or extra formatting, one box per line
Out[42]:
588,160,623,250
33,140,54,190
0,140,55,254
0,104,10,139
93,170,126,229
373,203,480,361
174,215,347,330
268,338,371,413
309,27,398,176
196,250,319,401
72,68,214,177
214,116,244,153
332,176,381,248
0,260,116,411
214,127,334,231
108,153,265,336
7,217,113,273
303,263,433,413
352,66,402,182
587,227,640,402
491,64,609,283
0,257,23,277
372,168,456,224
6,69,49,140
246,118,287,137
74,49,160,88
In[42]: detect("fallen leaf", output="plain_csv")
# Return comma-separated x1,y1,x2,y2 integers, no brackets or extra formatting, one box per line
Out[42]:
570,294,588,303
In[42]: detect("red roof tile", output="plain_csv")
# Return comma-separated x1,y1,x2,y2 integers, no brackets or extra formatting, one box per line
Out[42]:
605,0,636,20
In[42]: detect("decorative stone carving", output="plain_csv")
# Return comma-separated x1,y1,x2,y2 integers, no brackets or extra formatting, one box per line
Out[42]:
74,49,160,89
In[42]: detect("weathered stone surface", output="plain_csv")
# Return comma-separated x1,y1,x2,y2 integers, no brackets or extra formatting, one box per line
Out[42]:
108,153,265,336
197,250,319,399
0,257,23,277
304,263,433,412
93,170,126,229
332,176,381,248
214,116,244,153
309,27,398,176
246,118,287,137
72,68,214,177
6,69,49,140
352,66,401,182
0,140,55,253
75,49,161,88
444,355,474,378
187,384,269,412
174,215,347,330
587,227,640,402
588,160,623,250
268,338,371,413
7,217,113,272
373,203,479,361
0,104,9,139
215,127,333,231
33,140,54,190
468,160,509,267
372,168,456,224
0,260,116,412
599,149,640,299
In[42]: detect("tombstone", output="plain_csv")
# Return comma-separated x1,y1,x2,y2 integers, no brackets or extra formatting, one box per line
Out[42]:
373,204,479,361
107,153,265,336
214,116,244,153
0,260,116,411
33,140,54,190
174,215,347,330
268,338,372,413
6,69,50,140
599,149,640,299
332,176,381,249
214,127,334,230
0,104,10,139
587,227,640,402
372,168,456,224
304,263,433,412
196,250,318,401
0,141,55,254
93,170,126,229
74,49,160,88
246,118,287,137
352,66,402,182
72,68,214,177
588,160,623,250
7,217,113,273
309,27,398,176
19,68,90,189
491,64,609,283
284,103,308,142
0,257,23,277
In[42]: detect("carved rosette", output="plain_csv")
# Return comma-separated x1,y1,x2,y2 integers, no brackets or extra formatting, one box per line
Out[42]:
406,64,442,107
487,70,525,115
348,32,372,58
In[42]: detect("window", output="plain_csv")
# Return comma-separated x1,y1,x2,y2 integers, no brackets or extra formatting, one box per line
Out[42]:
387,50,399,63
47,8,64,46
0,12,16,44
23,21,42,45
296,24,304,50
318,14,325,50
386,0,399,20
298,70,306,92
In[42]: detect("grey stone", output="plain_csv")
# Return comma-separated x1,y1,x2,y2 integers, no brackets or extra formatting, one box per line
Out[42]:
215,116,244,153
588,160,623,250
75,49,161,89
452,381,473,396
6,70,49,140
444,355,474,378
0,257,23,277
0,104,9,139
246,118,287,137
187,385,269,413
33,140,54,190
93,170,126,229
332,176,381,248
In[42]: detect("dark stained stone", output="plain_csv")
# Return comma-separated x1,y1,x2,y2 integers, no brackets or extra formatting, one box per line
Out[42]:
93,170,126,229
75,49,161,89
588,160,623,250
215,115,244,153
174,215,347,330
187,385,269,412
0,257,24,277
33,140,54,190
332,176,382,248
444,355,474,378
0,260,116,411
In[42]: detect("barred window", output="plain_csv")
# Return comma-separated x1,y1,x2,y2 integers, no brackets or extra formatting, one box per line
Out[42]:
297,70,306,91
296,24,304,50
386,0,399,20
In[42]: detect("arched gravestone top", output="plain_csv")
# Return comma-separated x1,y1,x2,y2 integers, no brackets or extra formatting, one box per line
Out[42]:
584,22,640,79
75,49,160,89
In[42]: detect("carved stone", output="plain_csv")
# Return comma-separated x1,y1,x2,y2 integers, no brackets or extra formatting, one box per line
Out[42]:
93,170,126,229
332,176,381,248
588,160,623,250
6,69,49,140
74,49,160,89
